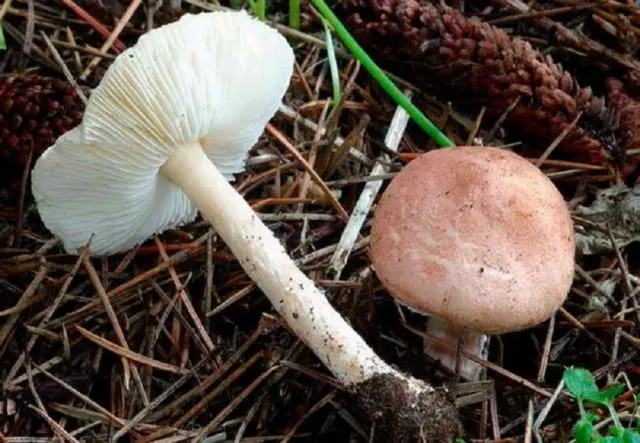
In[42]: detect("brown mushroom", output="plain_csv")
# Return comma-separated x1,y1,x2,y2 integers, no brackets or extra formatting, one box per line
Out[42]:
370,146,575,380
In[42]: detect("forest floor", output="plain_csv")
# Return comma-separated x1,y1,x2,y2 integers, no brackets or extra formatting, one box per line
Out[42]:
2,0,640,441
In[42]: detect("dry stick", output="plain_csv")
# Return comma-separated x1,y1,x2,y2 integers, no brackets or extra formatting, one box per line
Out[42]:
491,4,599,25
532,378,566,441
234,392,269,443
607,230,634,373
0,22,60,71
5,356,65,389
328,91,412,279
148,280,184,356
0,265,48,351
203,230,215,333
266,123,350,221
495,0,640,73
35,34,116,58
190,363,279,443
24,361,81,443
33,364,143,440
524,399,534,443
175,352,264,427
110,356,211,441
44,234,208,329
3,248,88,384
536,311,556,382
279,359,343,390
48,403,197,438
140,351,266,443
80,0,142,79
82,284,143,408
278,103,373,166
535,111,583,167
65,26,83,73
22,0,34,56
206,283,255,317
522,311,558,442
75,325,189,375
0,0,14,20
145,323,266,423
282,391,337,442
12,141,34,248
154,237,217,353
39,31,88,105
608,229,638,322
296,100,330,218
297,235,370,267
466,106,486,145
60,0,126,51
82,254,133,391
484,96,521,143
28,405,81,443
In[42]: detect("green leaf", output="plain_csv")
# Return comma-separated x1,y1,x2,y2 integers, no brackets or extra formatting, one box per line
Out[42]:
574,413,599,443
0,25,6,51
597,385,626,404
564,368,601,401
611,427,625,438
622,429,640,443
322,19,341,106
600,437,625,443
606,425,640,443
574,418,594,442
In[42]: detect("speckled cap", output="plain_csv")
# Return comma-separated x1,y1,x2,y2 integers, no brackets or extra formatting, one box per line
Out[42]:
370,146,575,334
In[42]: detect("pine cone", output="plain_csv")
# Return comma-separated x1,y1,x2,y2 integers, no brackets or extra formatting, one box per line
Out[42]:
0,74,87,192
336,0,618,165
607,78,640,179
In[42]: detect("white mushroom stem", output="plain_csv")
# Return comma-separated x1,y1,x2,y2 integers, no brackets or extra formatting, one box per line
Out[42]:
423,316,490,381
160,141,403,386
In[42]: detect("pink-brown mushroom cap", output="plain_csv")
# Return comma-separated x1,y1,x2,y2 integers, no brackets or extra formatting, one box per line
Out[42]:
370,146,575,334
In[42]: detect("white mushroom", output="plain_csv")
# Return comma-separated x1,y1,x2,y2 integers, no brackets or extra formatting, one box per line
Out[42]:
31,10,462,441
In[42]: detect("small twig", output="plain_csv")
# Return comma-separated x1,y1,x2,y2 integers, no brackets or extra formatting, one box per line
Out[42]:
60,0,126,51
327,91,412,279
189,363,279,442
33,363,143,440
154,237,217,353
110,356,210,441
74,325,189,375
82,252,134,390
39,31,88,105
80,0,143,79
535,111,584,167
266,123,350,220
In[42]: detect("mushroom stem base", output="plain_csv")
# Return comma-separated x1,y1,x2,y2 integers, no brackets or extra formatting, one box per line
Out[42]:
353,374,462,442
160,142,463,440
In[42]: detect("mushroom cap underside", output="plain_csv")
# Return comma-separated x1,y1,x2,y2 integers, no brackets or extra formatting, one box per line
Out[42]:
31,10,294,256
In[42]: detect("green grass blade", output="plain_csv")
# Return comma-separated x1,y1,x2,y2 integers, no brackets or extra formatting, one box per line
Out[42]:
308,0,454,147
323,19,341,106
0,25,6,51
252,0,266,20
289,0,300,29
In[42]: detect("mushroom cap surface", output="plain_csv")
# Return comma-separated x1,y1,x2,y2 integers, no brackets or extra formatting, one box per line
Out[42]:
31,10,294,255
370,146,575,334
